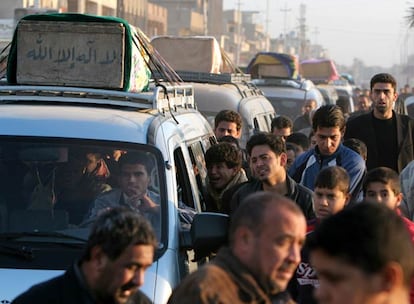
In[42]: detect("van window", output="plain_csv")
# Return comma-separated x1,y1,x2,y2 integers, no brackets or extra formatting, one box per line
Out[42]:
0,137,166,241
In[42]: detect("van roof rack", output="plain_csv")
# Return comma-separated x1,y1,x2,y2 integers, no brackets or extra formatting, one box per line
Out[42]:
154,70,251,85
0,83,195,113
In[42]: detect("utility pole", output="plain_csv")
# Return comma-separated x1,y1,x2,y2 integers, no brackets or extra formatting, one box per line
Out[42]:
117,0,124,19
203,0,208,36
235,0,242,66
298,3,307,59
265,0,270,51
280,2,291,53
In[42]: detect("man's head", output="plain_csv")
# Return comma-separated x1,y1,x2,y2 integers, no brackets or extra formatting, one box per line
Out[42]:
369,73,398,119
271,115,293,140
313,166,350,219
81,207,157,304
205,142,242,191
343,138,367,161
363,167,402,210
357,94,371,112
303,99,317,114
286,142,301,170
286,132,310,153
308,203,414,304
229,191,306,294
246,133,287,184
218,135,241,150
312,105,345,156
118,152,152,198
214,110,243,139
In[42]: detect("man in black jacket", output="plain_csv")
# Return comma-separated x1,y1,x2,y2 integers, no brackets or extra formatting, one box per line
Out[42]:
223,133,315,220
12,207,157,304
345,73,414,173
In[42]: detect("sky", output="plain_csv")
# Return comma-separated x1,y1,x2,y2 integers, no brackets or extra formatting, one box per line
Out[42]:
223,0,414,68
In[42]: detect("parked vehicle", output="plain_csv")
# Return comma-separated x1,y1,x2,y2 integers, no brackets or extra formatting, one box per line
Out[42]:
246,52,324,120
299,59,354,115
175,71,275,148
332,78,355,115
150,36,276,148
251,77,324,120
0,13,226,304
316,83,339,105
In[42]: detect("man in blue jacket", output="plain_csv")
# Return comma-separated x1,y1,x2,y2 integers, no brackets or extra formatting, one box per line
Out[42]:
289,104,366,201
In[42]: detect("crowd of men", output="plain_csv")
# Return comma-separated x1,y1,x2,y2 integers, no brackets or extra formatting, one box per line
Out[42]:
11,73,414,304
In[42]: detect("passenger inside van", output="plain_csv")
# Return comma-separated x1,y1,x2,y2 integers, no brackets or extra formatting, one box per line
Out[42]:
86,152,161,232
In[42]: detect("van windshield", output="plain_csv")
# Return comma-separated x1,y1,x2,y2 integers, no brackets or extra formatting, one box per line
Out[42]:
0,137,165,244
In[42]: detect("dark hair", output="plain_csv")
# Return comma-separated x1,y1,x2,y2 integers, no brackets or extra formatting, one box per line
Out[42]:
286,132,310,151
214,110,242,131
271,115,293,132
312,105,346,132
82,207,157,261
118,151,153,175
314,166,350,194
343,138,367,161
205,142,242,170
218,135,240,149
362,167,401,195
286,142,301,154
246,132,286,156
370,73,397,92
307,202,414,287
229,191,303,246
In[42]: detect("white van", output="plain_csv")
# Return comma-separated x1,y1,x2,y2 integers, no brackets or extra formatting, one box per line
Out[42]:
179,72,276,148
0,14,227,304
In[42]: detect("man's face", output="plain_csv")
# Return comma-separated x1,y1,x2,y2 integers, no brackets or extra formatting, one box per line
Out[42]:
286,149,296,170
119,164,150,198
245,206,306,294
364,182,402,210
370,82,397,118
313,186,349,219
357,96,371,112
310,249,382,304
303,100,316,114
207,162,238,191
314,127,342,156
272,127,292,141
249,145,286,184
85,153,100,174
214,121,241,139
94,244,154,304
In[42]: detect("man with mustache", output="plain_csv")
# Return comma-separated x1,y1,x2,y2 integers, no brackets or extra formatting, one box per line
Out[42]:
289,104,366,202
345,73,414,173
225,133,315,220
87,152,160,230
12,207,157,304
168,191,307,304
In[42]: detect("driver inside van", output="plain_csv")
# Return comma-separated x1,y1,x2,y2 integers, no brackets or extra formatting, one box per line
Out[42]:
86,152,160,227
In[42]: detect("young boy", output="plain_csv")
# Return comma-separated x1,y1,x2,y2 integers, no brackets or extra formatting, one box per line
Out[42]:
288,166,351,304
362,167,414,304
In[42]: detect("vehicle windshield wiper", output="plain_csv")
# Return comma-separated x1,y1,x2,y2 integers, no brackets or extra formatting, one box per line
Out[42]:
0,231,88,243
0,244,34,260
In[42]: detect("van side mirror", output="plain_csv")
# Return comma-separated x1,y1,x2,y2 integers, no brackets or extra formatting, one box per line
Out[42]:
189,212,229,261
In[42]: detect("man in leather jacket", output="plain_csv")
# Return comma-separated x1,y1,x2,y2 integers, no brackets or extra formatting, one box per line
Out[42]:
223,133,315,220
